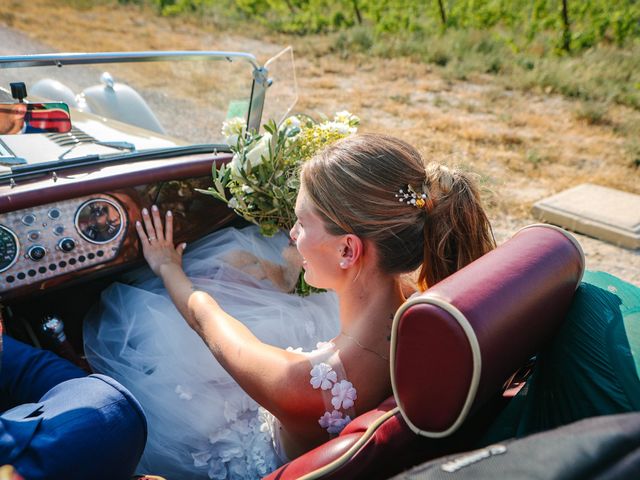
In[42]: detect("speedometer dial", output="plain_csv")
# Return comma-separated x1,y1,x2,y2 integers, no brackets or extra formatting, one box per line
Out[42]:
0,225,19,273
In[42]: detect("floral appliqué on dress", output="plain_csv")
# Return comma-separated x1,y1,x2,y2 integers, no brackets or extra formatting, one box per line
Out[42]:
188,393,280,479
307,343,358,436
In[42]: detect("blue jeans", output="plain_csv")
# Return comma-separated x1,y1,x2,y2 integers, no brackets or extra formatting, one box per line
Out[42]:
0,335,147,480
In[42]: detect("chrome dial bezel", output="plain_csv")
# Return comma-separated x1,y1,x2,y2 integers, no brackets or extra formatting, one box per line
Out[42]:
0,224,20,273
74,197,125,245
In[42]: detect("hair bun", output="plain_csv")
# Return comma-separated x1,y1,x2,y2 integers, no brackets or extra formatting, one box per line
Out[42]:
425,163,454,195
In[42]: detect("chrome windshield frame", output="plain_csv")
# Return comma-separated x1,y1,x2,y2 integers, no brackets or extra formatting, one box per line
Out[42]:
0,51,260,70
0,50,267,132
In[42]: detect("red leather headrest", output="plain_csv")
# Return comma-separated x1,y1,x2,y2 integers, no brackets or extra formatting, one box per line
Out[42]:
390,224,584,438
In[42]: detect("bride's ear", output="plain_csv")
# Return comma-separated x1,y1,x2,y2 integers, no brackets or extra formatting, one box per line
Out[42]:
339,234,364,269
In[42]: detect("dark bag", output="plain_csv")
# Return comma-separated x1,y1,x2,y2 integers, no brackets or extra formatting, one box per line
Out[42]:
391,412,640,480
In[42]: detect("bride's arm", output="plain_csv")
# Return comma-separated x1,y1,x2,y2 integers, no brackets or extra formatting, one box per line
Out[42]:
136,206,326,424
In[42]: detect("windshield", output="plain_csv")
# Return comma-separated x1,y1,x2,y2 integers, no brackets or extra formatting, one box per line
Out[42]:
0,52,260,170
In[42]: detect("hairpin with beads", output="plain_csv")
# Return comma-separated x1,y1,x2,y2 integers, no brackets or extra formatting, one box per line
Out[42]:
395,184,433,211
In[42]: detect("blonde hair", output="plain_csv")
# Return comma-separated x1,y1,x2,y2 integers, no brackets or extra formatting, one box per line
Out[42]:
300,133,495,290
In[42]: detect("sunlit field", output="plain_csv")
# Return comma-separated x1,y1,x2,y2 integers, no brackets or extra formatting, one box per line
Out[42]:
1,0,638,281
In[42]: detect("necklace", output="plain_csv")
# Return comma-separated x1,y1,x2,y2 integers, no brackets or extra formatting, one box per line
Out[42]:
340,331,390,362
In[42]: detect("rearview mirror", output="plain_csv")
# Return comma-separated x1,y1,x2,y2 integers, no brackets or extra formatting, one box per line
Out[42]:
0,102,72,135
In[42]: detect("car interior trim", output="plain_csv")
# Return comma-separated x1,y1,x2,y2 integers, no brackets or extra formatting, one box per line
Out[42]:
297,407,401,480
0,153,230,214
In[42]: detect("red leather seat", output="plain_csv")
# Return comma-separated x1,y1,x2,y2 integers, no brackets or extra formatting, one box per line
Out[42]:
264,224,585,480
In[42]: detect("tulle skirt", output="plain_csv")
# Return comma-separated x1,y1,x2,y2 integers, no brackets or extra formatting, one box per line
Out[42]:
83,226,340,479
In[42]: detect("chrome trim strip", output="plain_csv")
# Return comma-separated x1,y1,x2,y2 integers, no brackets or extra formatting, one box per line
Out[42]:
0,51,260,70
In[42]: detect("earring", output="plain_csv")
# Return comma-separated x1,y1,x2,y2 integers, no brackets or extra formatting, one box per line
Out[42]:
339,261,346,268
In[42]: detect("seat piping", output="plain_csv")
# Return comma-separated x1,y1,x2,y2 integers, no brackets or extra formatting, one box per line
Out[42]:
297,407,400,480
389,295,482,438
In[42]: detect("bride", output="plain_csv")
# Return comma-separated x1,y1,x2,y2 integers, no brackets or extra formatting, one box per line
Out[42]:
83,133,495,479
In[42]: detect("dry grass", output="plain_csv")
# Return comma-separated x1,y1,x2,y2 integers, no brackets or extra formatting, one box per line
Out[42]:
1,0,639,223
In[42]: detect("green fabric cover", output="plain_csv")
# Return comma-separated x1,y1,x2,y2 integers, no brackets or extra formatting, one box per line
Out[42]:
483,270,640,444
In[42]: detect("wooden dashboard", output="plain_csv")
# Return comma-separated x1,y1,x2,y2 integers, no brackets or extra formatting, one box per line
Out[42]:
0,152,236,301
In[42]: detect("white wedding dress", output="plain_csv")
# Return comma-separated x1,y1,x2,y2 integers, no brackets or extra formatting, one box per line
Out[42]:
83,226,340,480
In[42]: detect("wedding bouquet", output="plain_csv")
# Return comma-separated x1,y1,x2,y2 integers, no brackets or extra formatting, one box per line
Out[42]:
199,111,359,295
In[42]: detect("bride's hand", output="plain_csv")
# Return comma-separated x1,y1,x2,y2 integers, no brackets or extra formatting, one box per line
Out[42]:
135,205,187,277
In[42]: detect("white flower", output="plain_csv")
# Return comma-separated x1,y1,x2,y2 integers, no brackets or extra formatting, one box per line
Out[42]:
281,115,301,129
191,450,212,468
321,121,350,135
334,111,350,122
228,197,239,209
228,152,243,177
245,132,272,168
331,380,357,410
221,116,246,145
175,384,193,401
318,410,352,434
227,132,271,177
241,184,254,194
286,346,303,353
310,362,337,390
334,110,360,127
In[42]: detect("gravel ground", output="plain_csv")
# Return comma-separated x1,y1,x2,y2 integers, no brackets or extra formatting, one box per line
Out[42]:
1,25,638,286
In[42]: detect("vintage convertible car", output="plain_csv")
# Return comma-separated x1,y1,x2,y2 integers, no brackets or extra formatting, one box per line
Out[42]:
0,48,298,321
0,50,637,480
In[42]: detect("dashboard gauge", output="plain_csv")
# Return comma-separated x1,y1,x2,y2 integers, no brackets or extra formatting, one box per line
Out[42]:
75,198,124,244
0,225,19,273
21,214,36,226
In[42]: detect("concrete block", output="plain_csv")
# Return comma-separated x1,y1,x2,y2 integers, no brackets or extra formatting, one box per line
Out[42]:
532,183,640,250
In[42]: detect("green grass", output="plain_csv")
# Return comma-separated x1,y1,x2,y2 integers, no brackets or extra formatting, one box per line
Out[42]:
330,26,640,110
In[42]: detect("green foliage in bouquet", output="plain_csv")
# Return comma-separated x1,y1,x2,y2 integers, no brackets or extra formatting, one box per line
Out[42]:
198,111,359,295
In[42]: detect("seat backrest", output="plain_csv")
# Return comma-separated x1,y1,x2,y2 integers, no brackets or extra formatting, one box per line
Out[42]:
264,224,585,480
391,224,585,438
